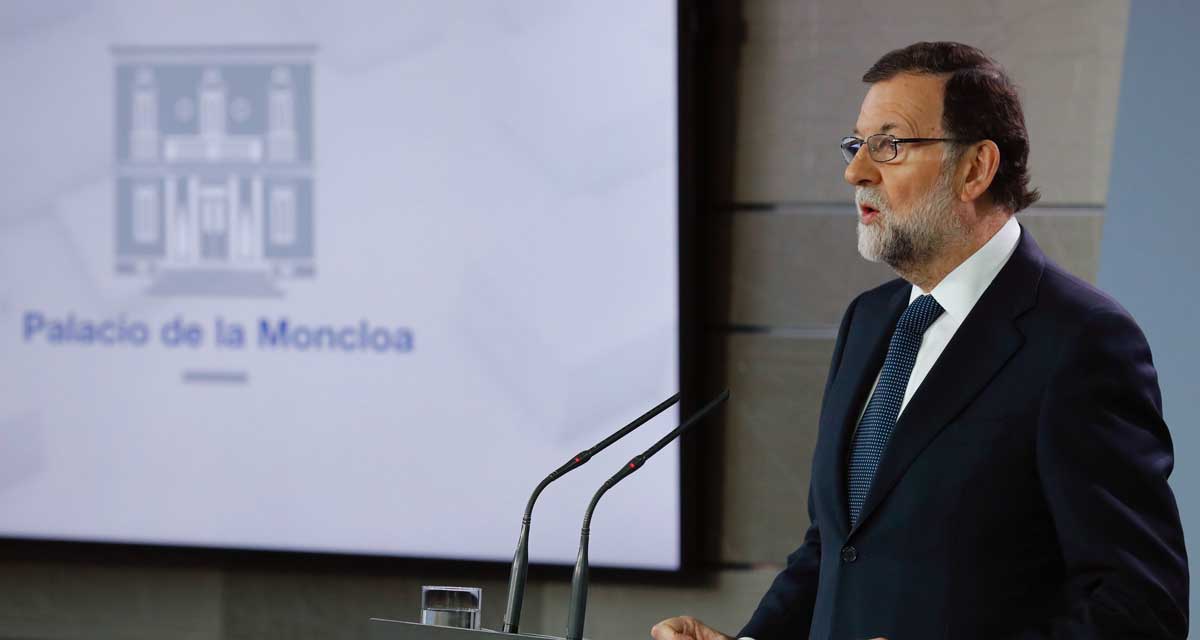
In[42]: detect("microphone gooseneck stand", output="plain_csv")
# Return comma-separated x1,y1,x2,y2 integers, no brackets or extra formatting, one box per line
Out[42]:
500,393,681,634
564,389,730,640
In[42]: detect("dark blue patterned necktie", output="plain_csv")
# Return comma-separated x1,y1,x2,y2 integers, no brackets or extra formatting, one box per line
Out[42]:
847,293,944,527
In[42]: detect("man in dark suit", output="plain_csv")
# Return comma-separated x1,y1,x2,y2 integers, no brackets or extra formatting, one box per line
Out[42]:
653,42,1187,639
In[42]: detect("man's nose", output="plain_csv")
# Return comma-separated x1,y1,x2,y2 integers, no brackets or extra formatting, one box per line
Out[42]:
844,146,881,187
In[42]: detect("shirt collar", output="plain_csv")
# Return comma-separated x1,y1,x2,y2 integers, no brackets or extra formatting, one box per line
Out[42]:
909,215,1021,320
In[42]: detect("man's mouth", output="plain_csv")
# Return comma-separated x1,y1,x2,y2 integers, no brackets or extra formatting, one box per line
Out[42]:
858,203,880,224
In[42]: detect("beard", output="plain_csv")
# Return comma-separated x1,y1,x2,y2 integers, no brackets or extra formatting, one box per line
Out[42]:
855,166,968,273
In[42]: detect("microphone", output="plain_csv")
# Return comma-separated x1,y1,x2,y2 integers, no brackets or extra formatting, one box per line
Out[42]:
564,389,730,640
500,393,681,634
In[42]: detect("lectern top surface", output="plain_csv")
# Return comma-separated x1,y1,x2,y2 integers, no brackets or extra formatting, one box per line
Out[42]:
368,618,579,640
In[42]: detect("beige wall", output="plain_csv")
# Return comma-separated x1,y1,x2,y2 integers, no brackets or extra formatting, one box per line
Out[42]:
0,2,1128,638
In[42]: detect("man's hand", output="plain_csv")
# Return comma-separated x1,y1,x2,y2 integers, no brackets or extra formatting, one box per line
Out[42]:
649,616,731,640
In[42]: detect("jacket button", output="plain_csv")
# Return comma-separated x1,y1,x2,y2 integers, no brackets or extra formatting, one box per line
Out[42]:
841,545,858,563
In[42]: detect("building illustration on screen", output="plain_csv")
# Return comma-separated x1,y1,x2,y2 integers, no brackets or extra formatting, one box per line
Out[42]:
112,45,316,297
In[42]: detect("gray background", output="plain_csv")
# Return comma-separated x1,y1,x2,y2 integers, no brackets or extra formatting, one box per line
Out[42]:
2,1,1197,639
1099,0,1200,629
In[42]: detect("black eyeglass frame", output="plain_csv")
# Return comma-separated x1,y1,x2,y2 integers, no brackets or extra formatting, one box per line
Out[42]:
839,133,971,164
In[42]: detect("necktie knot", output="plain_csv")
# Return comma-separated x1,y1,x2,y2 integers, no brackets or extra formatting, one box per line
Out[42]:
896,294,944,336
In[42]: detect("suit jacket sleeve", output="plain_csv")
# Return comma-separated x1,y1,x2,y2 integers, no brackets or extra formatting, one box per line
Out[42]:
1010,307,1189,638
737,294,860,640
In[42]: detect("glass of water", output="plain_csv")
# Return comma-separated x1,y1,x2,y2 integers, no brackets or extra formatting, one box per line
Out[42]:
421,585,482,630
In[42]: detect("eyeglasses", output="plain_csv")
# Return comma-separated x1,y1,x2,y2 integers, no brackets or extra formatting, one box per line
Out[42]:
839,133,964,164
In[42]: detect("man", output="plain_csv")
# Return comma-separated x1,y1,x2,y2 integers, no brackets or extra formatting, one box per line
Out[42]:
653,42,1187,639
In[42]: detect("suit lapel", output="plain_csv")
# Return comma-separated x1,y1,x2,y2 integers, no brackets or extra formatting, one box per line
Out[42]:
848,225,1046,536
822,283,909,537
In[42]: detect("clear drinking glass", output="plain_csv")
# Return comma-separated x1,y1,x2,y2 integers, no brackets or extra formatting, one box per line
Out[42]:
421,585,482,630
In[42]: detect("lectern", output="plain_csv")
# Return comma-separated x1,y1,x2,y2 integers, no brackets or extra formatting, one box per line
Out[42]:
368,619,565,640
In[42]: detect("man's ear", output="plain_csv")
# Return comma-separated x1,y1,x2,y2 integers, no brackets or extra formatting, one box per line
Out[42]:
958,139,1001,203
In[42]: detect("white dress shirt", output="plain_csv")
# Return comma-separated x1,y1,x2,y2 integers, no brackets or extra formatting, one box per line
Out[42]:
860,215,1021,420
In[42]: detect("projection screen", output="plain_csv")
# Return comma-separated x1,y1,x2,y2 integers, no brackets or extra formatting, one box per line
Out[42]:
0,1,681,570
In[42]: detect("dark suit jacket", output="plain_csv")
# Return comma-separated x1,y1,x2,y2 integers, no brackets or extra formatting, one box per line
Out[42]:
739,226,1188,640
